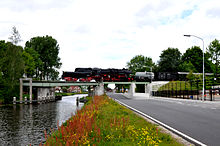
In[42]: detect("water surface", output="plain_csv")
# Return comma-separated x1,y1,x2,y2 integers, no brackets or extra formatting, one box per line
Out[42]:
0,94,86,145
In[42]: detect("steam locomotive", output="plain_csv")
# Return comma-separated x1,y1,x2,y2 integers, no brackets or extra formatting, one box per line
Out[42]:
62,68,210,82
62,68,153,82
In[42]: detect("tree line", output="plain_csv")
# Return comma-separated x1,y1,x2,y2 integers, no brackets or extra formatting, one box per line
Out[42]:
0,26,62,103
127,39,220,78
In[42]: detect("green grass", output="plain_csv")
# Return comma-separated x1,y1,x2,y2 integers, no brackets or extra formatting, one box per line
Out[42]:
55,92,88,96
96,96,182,146
159,78,220,91
158,81,200,91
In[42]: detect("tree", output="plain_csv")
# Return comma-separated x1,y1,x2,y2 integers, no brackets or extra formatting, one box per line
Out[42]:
208,39,220,77
0,41,7,70
1,42,24,103
8,26,22,45
23,47,42,79
0,41,7,101
182,46,213,73
126,55,154,74
22,50,35,77
158,48,181,72
25,35,62,80
178,61,197,72
0,28,26,103
186,70,195,81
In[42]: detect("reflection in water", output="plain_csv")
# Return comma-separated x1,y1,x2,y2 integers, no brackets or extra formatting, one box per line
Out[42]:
0,94,86,146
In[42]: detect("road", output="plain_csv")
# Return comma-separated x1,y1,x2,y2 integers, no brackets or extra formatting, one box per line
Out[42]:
107,93,220,146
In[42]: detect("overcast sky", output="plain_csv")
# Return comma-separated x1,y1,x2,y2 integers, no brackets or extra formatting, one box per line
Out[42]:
1,0,220,72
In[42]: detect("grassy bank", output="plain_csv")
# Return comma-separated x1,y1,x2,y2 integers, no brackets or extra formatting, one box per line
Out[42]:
55,92,88,96
158,81,199,91
44,95,182,145
159,79,219,91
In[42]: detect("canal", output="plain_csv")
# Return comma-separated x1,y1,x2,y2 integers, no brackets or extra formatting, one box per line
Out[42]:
0,94,87,145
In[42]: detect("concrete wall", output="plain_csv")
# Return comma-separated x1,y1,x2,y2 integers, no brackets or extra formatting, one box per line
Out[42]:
88,83,104,97
128,83,136,96
95,83,104,96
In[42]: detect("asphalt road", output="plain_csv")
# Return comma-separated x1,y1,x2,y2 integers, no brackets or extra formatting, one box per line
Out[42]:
107,93,220,146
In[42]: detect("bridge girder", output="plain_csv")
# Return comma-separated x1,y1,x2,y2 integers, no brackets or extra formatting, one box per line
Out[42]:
22,81,149,87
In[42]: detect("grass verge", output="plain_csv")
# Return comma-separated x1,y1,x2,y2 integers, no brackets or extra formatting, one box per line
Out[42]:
55,92,88,96
158,81,198,91
44,95,183,145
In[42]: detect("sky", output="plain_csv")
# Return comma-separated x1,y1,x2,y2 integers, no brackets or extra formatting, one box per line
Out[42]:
1,0,220,73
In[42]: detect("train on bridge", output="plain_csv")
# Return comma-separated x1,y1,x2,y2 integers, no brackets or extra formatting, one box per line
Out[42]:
62,68,135,82
62,68,154,82
62,68,212,82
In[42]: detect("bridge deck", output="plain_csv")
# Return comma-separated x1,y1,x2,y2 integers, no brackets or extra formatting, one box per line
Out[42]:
23,81,149,87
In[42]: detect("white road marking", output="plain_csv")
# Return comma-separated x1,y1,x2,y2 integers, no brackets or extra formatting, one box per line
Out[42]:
114,98,207,146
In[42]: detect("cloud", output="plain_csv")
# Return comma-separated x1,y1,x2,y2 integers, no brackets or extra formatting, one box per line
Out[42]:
0,0,72,12
74,25,90,34
206,7,220,18
1,0,220,74
181,9,194,19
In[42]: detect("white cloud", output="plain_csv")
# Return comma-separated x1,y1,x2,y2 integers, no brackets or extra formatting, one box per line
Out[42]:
1,0,220,74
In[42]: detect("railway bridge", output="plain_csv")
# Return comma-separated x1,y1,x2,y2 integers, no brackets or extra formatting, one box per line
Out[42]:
19,78,149,104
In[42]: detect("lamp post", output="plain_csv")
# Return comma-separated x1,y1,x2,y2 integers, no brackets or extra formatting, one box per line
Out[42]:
184,35,205,101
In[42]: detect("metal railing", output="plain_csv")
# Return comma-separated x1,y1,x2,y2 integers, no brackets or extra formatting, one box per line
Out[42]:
152,80,220,101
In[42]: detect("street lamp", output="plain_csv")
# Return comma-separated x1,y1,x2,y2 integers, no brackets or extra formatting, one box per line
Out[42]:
184,35,205,101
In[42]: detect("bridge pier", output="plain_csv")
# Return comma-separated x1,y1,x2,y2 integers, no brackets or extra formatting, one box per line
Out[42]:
129,83,136,96
95,83,104,96
29,78,32,103
88,83,104,97
20,79,23,103
20,78,33,103
145,84,147,93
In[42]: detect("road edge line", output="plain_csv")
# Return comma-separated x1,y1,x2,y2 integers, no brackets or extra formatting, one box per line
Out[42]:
114,99,207,146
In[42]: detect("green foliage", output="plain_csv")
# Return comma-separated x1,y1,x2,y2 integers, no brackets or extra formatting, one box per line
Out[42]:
128,44,216,75
208,39,220,76
0,27,62,103
179,61,197,72
25,35,62,80
55,92,88,96
22,50,35,77
159,81,195,91
0,41,24,103
158,48,181,72
186,70,195,81
182,46,213,73
126,55,154,74
159,77,218,91
61,86,67,93
0,41,7,101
